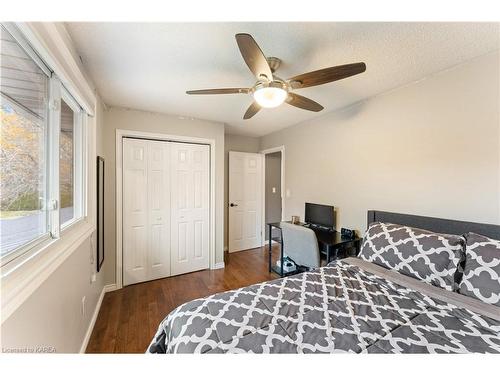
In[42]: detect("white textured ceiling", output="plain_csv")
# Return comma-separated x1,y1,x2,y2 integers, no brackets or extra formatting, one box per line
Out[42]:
66,22,499,136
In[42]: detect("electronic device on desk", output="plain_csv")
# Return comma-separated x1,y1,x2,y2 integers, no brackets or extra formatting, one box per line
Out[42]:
341,228,356,239
276,257,297,273
305,202,335,231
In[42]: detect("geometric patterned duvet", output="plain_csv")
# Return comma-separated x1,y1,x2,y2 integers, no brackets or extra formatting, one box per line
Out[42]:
147,260,500,353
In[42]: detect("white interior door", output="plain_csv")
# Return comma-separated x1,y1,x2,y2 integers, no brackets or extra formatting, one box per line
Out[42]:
123,138,170,286
170,142,210,276
228,151,263,252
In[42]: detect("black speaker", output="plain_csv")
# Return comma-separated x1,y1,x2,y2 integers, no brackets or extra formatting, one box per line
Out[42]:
341,228,356,239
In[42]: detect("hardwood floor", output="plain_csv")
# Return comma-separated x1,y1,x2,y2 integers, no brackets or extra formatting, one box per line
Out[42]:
86,245,280,353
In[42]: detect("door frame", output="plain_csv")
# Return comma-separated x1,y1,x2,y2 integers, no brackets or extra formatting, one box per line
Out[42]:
260,145,285,247
115,129,216,290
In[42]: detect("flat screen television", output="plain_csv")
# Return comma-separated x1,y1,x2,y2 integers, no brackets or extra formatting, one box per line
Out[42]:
305,203,335,229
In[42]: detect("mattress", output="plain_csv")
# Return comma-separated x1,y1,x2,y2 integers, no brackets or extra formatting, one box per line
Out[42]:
147,258,500,353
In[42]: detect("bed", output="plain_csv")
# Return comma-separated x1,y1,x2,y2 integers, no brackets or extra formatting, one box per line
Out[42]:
147,210,500,353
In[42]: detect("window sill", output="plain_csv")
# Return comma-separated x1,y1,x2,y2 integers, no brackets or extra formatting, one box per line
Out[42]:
1,218,95,323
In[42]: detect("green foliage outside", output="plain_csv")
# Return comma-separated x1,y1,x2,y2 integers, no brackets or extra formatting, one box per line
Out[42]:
4,191,40,211
60,190,73,209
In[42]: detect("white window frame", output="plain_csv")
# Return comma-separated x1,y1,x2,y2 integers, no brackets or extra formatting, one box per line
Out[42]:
1,24,89,266
60,87,85,231
47,75,61,240
1,24,53,264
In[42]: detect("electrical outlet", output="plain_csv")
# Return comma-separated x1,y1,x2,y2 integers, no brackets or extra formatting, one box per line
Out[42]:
81,296,86,317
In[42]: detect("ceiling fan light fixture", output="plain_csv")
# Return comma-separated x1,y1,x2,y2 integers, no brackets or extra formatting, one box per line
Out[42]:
253,82,288,108
186,33,366,119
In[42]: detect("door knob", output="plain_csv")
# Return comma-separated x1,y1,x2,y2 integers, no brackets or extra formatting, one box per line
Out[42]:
230,203,238,207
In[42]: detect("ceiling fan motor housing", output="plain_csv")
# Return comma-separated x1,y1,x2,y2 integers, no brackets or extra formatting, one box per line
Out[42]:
253,80,287,93
266,57,282,73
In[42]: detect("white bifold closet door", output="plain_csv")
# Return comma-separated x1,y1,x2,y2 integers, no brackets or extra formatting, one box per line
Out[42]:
123,138,171,286
123,138,209,286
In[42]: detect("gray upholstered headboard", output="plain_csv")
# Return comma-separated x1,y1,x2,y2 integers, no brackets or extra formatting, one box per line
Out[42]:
367,210,500,240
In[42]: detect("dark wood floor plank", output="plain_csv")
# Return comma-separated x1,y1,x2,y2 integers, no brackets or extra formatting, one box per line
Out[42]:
85,293,113,353
137,282,151,352
114,282,133,353
147,281,162,340
100,289,122,353
86,245,279,353
86,290,122,353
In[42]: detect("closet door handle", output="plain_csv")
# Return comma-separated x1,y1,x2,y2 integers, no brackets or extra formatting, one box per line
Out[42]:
230,203,238,207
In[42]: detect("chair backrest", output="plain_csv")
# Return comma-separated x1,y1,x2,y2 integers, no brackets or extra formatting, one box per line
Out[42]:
281,222,320,268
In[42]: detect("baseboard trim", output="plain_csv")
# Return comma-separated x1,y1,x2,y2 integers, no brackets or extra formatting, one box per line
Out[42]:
212,262,225,270
79,283,116,353
103,283,117,293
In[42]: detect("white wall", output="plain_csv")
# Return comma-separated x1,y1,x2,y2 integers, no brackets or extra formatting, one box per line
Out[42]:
260,51,500,234
1,238,105,353
1,98,108,353
224,134,261,248
102,107,226,280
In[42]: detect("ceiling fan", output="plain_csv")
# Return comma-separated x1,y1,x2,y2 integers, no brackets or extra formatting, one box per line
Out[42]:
186,33,366,120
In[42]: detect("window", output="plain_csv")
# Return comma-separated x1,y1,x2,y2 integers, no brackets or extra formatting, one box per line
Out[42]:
1,24,50,257
0,23,86,263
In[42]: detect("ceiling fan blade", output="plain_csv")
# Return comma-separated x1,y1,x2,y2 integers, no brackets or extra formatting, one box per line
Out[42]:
243,101,261,120
288,62,366,89
186,88,250,95
286,93,324,112
235,33,273,81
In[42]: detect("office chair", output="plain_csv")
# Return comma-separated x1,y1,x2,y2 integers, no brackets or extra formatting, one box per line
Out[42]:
281,222,321,269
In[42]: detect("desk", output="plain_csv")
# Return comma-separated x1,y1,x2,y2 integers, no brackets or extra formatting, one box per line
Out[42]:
267,221,362,277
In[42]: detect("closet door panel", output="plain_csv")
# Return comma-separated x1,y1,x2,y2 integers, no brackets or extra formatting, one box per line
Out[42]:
148,141,171,281
170,142,210,276
191,146,209,263
123,138,149,286
170,143,193,275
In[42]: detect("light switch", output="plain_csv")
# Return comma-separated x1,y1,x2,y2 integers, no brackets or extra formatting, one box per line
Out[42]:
272,187,276,194
286,189,291,198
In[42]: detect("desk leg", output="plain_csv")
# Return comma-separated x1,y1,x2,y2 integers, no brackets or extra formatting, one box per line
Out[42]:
280,231,284,277
268,224,272,273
